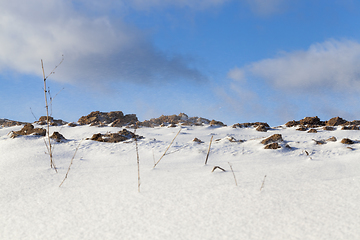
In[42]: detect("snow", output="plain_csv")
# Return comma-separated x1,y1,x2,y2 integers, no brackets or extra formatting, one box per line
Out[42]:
1,124,360,239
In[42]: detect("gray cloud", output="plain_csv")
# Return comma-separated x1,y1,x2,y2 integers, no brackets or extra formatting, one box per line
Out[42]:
0,0,206,85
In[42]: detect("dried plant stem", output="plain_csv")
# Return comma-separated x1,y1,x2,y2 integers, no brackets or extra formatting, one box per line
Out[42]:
41,59,57,172
228,162,238,186
260,175,267,191
205,136,213,165
59,140,83,187
153,127,182,168
211,166,226,172
134,125,141,192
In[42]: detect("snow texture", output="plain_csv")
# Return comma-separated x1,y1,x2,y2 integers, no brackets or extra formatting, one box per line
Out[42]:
1,124,360,239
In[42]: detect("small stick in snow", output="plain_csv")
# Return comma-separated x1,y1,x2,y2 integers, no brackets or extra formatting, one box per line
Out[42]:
59,140,83,187
260,175,267,191
228,162,238,186
153,127,182,168
211,166,226,172
205,136,213,165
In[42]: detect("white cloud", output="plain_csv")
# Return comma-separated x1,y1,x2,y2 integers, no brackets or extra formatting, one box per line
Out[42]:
233,39,360,92
227,67,246,81
128,0,229,10
0,0,206,85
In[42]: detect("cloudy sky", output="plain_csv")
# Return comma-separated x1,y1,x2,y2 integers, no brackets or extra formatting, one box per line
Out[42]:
1,0,360,126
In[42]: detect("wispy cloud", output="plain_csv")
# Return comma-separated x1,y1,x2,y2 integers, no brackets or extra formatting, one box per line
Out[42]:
245,0,288,16
0,0,206,85
229,39,360,93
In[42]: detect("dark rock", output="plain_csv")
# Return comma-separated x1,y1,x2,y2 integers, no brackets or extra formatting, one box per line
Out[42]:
307,129,317,133
0,119,26,127
341,125,360,130
79,111,138,127
285,120,300,127
296,126,307,131
193,138,204,143
36,116,68,126
256,125,268,132
209,120,226,127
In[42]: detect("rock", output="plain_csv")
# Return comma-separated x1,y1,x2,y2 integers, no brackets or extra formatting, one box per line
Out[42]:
299,116,323,127
88,129,143,143
256,125,268,132
0,119,26,127
68,122,77,127
261,134,283,145
341,138,355,144
285,120,300,127
326,136,337,142
323,126,335,131
296,126,307,131
264,142,281,149
79,111,138,127
326,117,347,126
209,120,226,127
36,116,68,126
193,138,204,143
232,122,270,129
313,139,326,145
50,132,66,142
341,126,360,130
10,123,46,138
307,129,317,133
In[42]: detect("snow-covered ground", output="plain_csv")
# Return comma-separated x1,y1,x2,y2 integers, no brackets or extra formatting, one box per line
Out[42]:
1,123,360,239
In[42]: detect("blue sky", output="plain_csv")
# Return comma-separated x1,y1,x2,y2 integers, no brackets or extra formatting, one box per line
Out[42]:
1,0,360,126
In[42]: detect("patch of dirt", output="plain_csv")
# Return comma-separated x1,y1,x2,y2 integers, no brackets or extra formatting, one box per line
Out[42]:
9,124,46,138
261,134,283,145
88,129,143,143
78,111,138,127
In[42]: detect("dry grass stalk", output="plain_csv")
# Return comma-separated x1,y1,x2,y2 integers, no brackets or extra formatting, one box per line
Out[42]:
59,140,83,187
153,127,182,168
211,166,226,172
260,175,267,191
41,57,63,172
228,162,238,186
205,136,214,165
134,124,141,192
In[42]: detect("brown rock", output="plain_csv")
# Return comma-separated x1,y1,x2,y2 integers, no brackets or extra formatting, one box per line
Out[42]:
264,142,281,149
50,132,66,142
326,117,347,126
193,138,203,143
296,126,307,131
89,129,143,143
326,136,337,142
261,134,283,145
10,124,46,138
256,125,268,132
323,126,335,131
307,129,317,133
341,138,355,144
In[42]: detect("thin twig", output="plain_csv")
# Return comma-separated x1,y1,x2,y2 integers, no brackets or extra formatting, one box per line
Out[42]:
45,55,64,80
228,162,238,186
260,175,267,191
134,124,141,192
205,136,214,165
211,166,226,172
153,127,182,168
29,107,38,121
59,140,83,187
